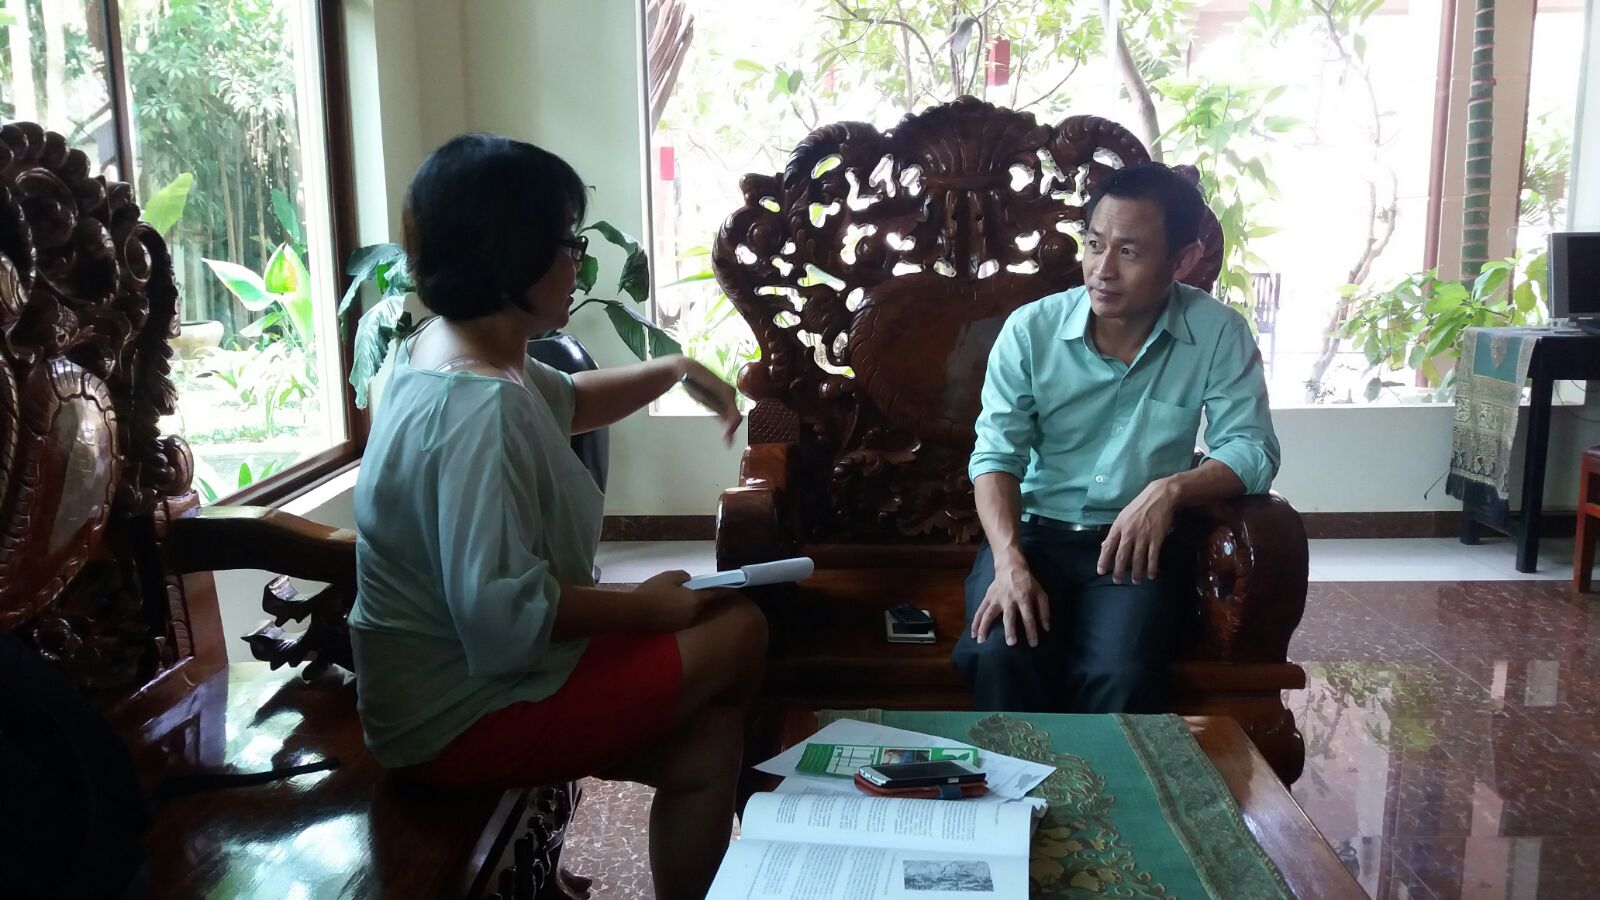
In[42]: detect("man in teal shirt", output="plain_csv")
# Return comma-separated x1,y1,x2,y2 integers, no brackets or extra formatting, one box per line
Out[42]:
953,163,1280,713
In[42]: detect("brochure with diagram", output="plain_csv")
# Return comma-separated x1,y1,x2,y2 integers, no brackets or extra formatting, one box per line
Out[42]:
706,791,1031,898
795,742,980,779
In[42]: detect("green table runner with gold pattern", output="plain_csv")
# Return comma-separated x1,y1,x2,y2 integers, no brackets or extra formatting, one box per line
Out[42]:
816,710,1291,899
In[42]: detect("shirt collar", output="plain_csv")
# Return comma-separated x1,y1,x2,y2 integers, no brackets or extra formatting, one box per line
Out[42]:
1058,283,1194,345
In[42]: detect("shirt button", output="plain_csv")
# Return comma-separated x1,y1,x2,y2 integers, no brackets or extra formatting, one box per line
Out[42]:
1113,425,1124,434
1095,475,1106,484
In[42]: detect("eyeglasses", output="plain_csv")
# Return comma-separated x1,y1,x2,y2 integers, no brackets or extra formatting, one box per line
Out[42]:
557,235,589,261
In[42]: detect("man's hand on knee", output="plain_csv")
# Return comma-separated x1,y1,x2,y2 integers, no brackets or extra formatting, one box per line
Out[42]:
972,558,1050,647
1098,478,1180,585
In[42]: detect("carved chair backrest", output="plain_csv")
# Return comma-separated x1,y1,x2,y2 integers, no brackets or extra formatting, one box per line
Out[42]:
0,122,211,708
713,98,1223,543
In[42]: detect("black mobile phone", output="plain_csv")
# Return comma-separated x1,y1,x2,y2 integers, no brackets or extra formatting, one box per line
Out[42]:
858,759,985,788
888,603,934,628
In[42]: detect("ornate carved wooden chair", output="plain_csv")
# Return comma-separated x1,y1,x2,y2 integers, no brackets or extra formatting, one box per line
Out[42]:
0,122,583,898
712,98,1309,782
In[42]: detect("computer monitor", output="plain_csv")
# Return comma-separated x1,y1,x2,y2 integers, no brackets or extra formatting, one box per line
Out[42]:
1549,232,1600,330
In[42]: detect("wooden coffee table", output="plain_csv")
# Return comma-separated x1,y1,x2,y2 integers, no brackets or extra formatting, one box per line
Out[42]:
773,711,1365,900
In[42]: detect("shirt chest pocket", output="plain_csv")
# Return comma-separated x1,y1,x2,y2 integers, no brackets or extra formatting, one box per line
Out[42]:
1136,396,1203,475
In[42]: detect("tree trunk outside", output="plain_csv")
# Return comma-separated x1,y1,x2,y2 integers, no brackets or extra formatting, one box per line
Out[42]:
8,2,36,121
40,0,67,120
1461,0,1495,280
1099,0,1163,160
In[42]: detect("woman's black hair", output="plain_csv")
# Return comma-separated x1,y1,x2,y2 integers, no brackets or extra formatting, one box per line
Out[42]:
1082,162,1205,258
402,133,588,320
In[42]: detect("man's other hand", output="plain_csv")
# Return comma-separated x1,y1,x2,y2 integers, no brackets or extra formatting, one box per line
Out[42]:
972,560,1051,647
1098,478,1180,584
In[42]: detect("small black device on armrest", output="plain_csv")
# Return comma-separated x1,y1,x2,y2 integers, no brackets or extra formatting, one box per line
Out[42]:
885,603,935,644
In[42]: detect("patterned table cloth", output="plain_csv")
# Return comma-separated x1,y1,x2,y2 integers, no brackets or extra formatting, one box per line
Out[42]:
817,710,1291,899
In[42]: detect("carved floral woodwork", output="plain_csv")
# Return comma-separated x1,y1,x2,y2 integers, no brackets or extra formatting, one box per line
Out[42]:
713,97,1224,541
0,122,194,699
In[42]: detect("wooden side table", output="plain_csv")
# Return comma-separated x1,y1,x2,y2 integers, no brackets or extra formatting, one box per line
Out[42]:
1458,329,1600,572
1578,446,1600,592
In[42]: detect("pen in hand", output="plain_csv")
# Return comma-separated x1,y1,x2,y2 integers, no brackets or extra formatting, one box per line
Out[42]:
679,370,743,445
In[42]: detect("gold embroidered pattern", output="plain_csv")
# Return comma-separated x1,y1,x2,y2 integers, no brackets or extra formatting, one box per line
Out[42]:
966,714,1171,898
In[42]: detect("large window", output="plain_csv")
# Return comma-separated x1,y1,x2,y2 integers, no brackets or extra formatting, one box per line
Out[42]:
646,0,1570,410
2,0,353,503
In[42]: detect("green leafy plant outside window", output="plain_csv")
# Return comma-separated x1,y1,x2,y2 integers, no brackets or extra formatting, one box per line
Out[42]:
1338,250,1548,400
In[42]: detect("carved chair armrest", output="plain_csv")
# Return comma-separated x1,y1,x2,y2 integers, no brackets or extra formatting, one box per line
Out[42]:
164,505,355,583
715,443,796,569
1177,492,1308,664
164,505,357,676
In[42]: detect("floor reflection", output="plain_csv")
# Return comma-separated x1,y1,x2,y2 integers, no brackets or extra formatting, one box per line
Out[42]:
1289,581,1600,899
561,580,1600,899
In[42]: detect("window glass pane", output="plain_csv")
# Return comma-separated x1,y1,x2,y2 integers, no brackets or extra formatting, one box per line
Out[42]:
647,0,1453,409
120,0,346,503
1,0,119,174
1519,0,1582,254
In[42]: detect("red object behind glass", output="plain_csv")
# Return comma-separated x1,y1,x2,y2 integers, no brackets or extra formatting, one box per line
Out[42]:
988,38,1010,86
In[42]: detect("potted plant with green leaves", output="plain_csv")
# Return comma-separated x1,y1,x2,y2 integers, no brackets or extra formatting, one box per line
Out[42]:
1338,250,1548,402
340,222,677,490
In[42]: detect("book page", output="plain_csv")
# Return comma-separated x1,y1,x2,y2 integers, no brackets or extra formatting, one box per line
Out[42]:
706,839,1028,899
741,791,1032,858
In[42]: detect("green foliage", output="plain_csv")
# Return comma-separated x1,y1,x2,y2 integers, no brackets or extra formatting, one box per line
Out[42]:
143,173,195,237
341,220,675,408
1519,111,1571,230
195,456,286,504
205,242,316,351
1157,79,1291,312
1339,250,1548,396
119,0,307,335
193,342,315,437
677,289,760,402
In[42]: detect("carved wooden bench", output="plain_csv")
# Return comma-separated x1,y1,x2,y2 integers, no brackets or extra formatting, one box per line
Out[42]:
0,122,582,899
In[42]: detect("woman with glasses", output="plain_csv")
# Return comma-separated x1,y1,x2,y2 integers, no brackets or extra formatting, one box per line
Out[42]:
349,133,765,899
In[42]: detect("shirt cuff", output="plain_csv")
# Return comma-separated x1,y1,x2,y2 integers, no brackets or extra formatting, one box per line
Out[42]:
969,453,1028,483
1203,443,1273,495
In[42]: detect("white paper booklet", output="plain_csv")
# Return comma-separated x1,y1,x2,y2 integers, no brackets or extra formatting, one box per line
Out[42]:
707,791,1032,899
683,557,814,590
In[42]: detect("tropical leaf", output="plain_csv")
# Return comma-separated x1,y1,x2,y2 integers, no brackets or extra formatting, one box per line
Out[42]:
576,254,600,294
617,248,651,304
603,301,650,361
583,221,642,258
602,301,682,361
262,244,302,295
204,258,274,310
270,188,304,245
143,173,194,237
341,243,407,315
350,293,408,408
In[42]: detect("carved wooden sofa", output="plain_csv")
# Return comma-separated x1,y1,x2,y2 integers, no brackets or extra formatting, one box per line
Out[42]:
712,98,1310,782
0,122,583,898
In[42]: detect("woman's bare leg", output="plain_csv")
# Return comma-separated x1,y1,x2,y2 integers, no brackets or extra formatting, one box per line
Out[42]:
603,595,767,900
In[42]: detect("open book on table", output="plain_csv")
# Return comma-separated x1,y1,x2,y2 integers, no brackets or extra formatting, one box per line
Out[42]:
707,790,1032,898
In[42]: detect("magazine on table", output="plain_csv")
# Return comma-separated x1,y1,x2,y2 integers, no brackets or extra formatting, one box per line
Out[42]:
706,790,1032,898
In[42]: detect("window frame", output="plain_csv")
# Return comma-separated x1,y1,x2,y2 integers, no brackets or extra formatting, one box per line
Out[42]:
95,0,365,507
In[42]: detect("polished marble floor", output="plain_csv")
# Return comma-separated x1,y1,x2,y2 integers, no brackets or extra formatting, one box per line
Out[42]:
565,539,1598,898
